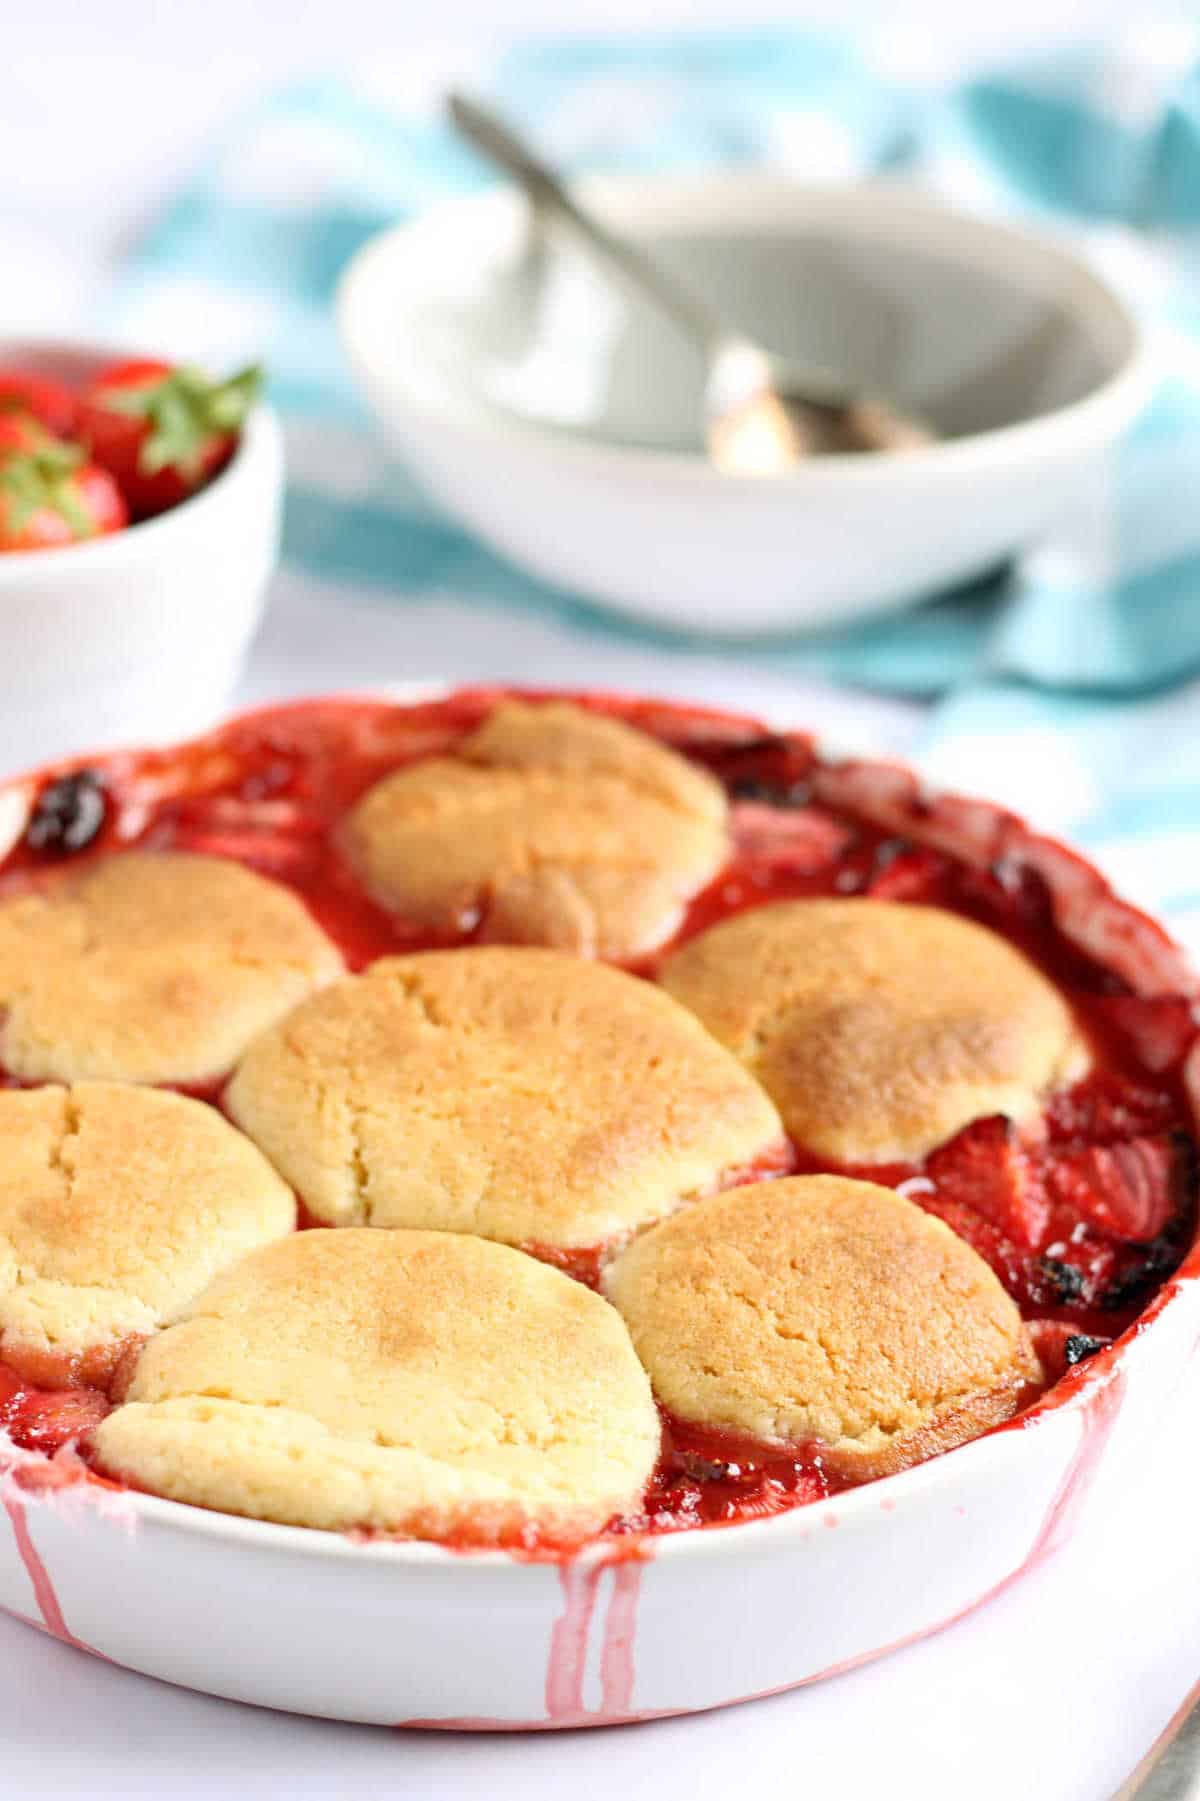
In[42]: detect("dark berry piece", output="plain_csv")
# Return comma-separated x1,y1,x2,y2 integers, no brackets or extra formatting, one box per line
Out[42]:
1099,1233,1184,1311
872,837,912,872
1037,1256,1086,1302
728,776,813,808
25,769,108,855
1064,1334,1106,1367
672,1450,740,1483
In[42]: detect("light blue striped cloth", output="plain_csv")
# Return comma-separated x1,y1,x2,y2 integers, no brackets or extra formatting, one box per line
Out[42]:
107,30,1200,950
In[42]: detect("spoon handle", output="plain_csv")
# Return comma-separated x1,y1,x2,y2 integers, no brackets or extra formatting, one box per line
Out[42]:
446,91,726,352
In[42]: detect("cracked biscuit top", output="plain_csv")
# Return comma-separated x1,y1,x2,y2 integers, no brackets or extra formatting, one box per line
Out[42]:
0,1082,295,1389
605,1174,1042,1480
660,898,1088,1164
225,946,784,1251
91,1227,661,1542
342,701,730,960
0,851,344,1086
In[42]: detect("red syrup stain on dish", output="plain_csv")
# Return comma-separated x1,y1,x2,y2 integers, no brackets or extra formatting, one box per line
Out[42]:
544,1558,607,1717
787,1364,1132,1692
785,1366,1130,1692
1,1491,100,1655
582,1362,1134,1725
1003,1362,1129,1571
397,1373,1129,1735
396,1550,669,1732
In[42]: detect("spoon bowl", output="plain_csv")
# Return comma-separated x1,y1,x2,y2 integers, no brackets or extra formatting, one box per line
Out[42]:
447,92,929,473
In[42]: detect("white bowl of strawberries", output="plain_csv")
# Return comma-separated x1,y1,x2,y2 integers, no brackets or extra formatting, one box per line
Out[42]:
0,342,282,770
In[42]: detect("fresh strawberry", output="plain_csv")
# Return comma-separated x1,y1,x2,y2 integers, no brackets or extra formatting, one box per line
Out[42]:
0,368,77,436
1042,1134,1185,1243
926,1115,1050,1249
0,439,127,551
77,359,262,519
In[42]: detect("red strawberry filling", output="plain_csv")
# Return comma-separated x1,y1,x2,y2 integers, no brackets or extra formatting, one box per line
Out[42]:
0,1363,110,1456
0,691,1195,1543
1043,1136,1184,1243
926,1116,1049,1249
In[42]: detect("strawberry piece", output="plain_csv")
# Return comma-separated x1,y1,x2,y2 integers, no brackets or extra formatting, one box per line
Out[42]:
730,801,852,873
0,1361,25,1419
1046,1072,1180,1144
1027,1320,1110,1383
1088,995,1197,1074
927,1116,1050,1249
1042,1135,1186,1243
9,1387,109,1454
865,841,947,902
918,1195,1030,1294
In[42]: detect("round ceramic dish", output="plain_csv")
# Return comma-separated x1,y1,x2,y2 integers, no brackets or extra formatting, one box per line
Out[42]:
338,176,1150,634
0,690,1196,1728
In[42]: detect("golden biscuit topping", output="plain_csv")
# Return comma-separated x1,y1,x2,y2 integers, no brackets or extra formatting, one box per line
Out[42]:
92,1228,661,1542
606,1175,1042,1480
0,850,344,1086
661,898,1088,1163
226,946,784,1250
0,1082,294,1388
343,701,729,960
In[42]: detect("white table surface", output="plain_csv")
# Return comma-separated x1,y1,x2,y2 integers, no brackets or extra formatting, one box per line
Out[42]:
3,12,1199,1797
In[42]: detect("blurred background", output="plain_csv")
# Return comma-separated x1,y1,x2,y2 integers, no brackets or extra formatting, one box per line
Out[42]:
3,0,1190,327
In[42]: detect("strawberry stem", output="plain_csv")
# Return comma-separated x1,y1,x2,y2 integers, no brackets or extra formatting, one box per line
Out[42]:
0,444,91,536
102,364,263,478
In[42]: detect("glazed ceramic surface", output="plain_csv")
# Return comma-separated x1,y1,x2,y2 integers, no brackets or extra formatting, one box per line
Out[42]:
338,176,1149,633
0,689,1195,1728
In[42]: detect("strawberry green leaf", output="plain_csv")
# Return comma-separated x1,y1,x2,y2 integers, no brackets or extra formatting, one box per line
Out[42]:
101,363,264,479
0,445,90,536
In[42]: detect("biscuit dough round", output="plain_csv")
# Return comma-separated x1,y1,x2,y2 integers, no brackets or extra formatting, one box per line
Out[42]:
0,1082,295,1388
660,899,1087,1163
343,700,729,960
605,1174,1041,1480
226,946,783,1250
92,1228,661,1541
0,851,344,1085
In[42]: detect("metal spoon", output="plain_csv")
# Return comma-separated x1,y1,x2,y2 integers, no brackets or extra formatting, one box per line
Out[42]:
446,91,932,474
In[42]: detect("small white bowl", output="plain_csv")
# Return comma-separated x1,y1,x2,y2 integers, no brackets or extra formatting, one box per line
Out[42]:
0,342,283,771
338,175,1150,634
